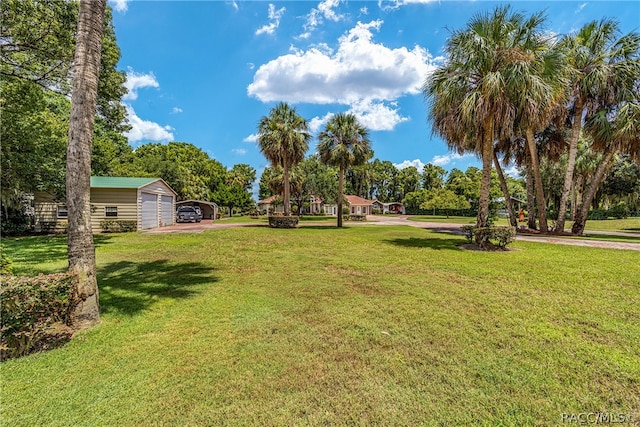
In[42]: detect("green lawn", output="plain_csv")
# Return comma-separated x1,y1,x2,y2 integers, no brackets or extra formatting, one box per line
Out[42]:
408,215,640,234
2,227,639,426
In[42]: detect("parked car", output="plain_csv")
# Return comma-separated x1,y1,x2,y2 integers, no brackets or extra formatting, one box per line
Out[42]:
176,206,200,223
193,206,203,221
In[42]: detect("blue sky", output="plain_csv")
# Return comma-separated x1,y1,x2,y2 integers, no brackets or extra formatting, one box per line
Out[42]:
109,0,639,183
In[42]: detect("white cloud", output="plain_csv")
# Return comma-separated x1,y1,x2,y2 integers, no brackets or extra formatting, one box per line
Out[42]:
256,4,286,36
243,133,259,143
394,159,425,170
230,1,239,11
123,69,159,101
108,0,128,13
360,6,369,15
232,148,248,155
309,112,335,133
125,105,174,143
575,2,587,13
380,0,439,11
302,0,345,38
431,153,473,166
504,165,521,178
347,100,409,131
248,20,438,106
172,107,183,114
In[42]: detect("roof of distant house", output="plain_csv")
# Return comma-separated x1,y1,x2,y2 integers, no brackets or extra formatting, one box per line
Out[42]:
345,195,373,205
258,195,279,204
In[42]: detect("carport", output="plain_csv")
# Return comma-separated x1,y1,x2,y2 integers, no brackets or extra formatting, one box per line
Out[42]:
175,200,219,220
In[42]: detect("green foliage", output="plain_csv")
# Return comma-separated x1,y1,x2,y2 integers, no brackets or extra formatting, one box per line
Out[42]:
347,214,366,221
100,220,137,233
420,188,471,217
0,273,77,360
0,245,13,275
422,163,446,190
587,205,630,220
462,225,516,249
268,216,299,228
1,1,128,213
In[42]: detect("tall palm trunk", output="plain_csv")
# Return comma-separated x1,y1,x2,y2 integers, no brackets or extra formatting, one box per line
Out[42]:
525,156,537,230
571,150,615,235
526,128,548,232
493,148,516,228
555,102,584,231
66,0,106,329
477,123,494,232
283,163,290,216
337,165,344,228
570,174,582,220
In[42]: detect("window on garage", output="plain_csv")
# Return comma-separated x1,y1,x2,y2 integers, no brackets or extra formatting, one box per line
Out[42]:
105,206,118,217
57,206,68,218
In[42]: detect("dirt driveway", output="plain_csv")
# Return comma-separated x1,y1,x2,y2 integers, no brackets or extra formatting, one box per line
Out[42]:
146,216,640,251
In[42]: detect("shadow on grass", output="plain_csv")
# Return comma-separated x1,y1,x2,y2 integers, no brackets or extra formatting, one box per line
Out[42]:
383,237,462,250
98,259,217,316
5,234,115,268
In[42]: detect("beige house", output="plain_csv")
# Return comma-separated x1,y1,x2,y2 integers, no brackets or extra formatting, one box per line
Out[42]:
258,194,324,215
324,195,374,216
34,176,177,233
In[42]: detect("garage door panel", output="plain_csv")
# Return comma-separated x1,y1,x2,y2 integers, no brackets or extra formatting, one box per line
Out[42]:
160,195,173,226
141,193,157,230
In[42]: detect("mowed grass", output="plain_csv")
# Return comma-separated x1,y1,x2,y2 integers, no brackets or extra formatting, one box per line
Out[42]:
408,215,640,234
2,226,639,426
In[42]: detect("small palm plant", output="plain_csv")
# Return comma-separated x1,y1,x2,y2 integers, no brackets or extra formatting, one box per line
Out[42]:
318,113,372,228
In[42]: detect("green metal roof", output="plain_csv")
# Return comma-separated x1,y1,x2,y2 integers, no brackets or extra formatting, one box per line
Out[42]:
90,176,161,189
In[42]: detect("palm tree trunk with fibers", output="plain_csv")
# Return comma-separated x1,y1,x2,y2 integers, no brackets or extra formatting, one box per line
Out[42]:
337,165,344,228
493,148,516,228
66,0,106,329
283,161,290,216
571,150,615,235
526,127,548,232
555,102,585,231
525,156,537,230
476,123,494,232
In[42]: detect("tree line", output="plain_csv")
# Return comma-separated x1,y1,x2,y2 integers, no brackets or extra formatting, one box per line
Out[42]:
424,6,640,235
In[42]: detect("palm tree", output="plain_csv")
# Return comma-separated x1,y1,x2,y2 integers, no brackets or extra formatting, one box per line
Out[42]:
425,6,552,233
555,19,638,231
572,99,640,234
66,0,106,329
257,102,310,216
318,113,372,228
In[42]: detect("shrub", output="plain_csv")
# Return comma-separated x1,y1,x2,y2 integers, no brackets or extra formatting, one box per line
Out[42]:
100,220,137,233
1,273,78,360
268,216,299,228
348,214,366,221
461,225,515,249
37,221,68,234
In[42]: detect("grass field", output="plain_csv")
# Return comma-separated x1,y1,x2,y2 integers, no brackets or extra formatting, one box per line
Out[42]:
408,215,640,234
2,226,639,426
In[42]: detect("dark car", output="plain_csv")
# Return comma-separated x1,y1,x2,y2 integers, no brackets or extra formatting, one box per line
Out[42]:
193,206,203,221
176,206,200,223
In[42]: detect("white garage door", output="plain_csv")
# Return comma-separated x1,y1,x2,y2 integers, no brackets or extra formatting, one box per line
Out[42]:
141,192,158,229
160,195,173,226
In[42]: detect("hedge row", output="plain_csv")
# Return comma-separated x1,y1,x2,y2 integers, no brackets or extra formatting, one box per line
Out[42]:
461,225,515,249
100,220,137,233
0,273,78,360
268,216,299,228
342,214,367,221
